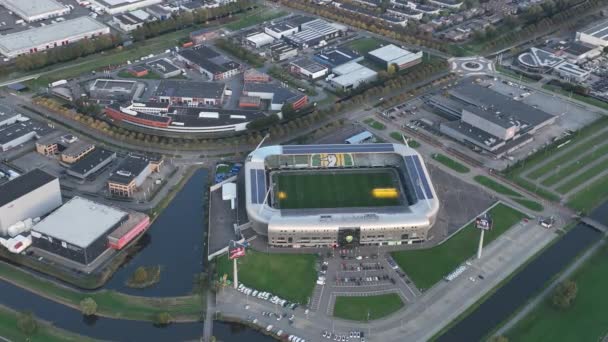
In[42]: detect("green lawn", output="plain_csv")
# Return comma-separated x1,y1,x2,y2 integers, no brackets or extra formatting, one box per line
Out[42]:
512,198,544,212
224,9,286,30
507,245,608,341
512,177,560,202
0,262,202,321
216,250,317,304
566,175,608,213
474,175,523,198
556,158,608,194
540,142,608,187
364,118,386,130
274,170,402,209
346,38,386,54
0,306,94,342
527,133,607,180
391,203,527,290
333,293,404,321
433,154,470,173
389,131,420,148
543,84,608,111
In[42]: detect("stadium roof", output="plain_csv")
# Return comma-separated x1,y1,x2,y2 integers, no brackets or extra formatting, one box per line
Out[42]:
154,80,225,99
0,0,66,19
0,169,56,208
33,197,127,248
581,18,608,40
0,17,108,56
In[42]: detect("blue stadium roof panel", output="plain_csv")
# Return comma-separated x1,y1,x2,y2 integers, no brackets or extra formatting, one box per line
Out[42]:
282,144,395,154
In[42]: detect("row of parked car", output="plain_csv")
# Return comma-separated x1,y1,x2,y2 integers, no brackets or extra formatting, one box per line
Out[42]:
237,284,299,309
322,330,365,341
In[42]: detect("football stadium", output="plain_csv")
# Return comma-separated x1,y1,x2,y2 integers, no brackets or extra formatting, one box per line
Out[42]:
245,144,439,248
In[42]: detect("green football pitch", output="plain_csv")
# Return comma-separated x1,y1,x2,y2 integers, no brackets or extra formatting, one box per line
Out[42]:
273,170,403,209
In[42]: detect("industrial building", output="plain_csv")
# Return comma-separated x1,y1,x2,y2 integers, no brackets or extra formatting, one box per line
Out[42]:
177,46,241,80
60,141,95,164
264,22,298,39
0,118,53,152
284,19,345,49
576,19,608,47
105,102,266,133
0,0,70,22
0,16,110,59
89,79,141,101
270,42,298,61
245,144,439,247
0,169,62,235
107,154,163,198
152,79,226,106
368,44,423,71
243,83,308,111
189,28,220,45
67,148,117,180
245,32,275,48
31,197,128,265
428,81,556,156
113,10,151,32
314,48,363,68
330,62,378,91
517,47,564,72
289,58,329,79
553,62,591,82
0,111,21,127
244,69,271,83
146,59,181,78
89,0,162,14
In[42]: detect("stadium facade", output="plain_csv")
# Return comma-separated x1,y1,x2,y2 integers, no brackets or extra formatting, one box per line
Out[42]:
245,144,439,248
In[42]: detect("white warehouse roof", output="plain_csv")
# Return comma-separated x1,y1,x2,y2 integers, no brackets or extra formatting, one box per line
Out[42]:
0,16,108,57
0,0,67,19
32,196,127,248
369,44,417,62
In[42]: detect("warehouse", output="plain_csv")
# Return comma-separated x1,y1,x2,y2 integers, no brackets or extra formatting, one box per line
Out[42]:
67,148,117,180
368,44,423,71
89,0,162,14
264,22,298,39
576,19,608,47
113,10,150,32
31,197,129,265
0,0,70,22
107,211,150,250
107,154,163,198
244,69,271,83
289,58,328,79
60,141,95,164
330,62,377,91
0,169,62,235
245,32,275,48
0,16,110,59
152,80,226,106
270,42,298,61
177,46,241,80
285,29,325,49
146,59,181,78
314,48,363,69
0,111,21,127
243,83,308,111
0,118,53,152
89,79,141,101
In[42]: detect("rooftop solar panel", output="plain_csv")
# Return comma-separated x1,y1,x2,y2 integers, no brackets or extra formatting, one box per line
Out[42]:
412,155,433,199
256,169,266,204
282,144,394,154
404,156,424,200
249,169,259,203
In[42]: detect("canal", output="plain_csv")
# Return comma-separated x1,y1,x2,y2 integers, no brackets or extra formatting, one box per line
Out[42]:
438,215,604,341
104,168,208,297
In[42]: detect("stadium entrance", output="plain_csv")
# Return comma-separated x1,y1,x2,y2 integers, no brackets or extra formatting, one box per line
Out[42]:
338,227,361,248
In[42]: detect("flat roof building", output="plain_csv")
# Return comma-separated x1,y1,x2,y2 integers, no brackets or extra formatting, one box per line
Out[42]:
60,141,95,164
577,19,608,47
554,62,591,82
0,169,61,234
107,154,162,198
89,0,163,14
330,63,377,91
289,58,328,79
264,22,298,39
368,44,423,71
152,79,225,106
146,59,181,78
0,16,109,59
67,148,116,180
0,0,70,22
31,197,128,265
0,118,52,152
177,46,241,80
89,79,140,101
245,32,275,48
313,48,363,68
243,83,308,111
270,42,298,61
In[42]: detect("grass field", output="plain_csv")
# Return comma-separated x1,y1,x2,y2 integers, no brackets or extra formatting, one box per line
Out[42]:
224,9,286,30
556,158,608,194
364,118,386,130
566,175,608,213
274,170,402,209
216,250,316,304
507,245,608,341
389,131,420,148
432,154,470,173
333,293,404,321
391,203,527,290
474,176,523,198
512,198,544,212
0,262,202,321
346,38,386,54
0,306,94,342
540,142,608,187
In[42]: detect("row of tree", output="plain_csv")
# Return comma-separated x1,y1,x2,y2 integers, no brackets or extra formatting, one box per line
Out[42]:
215,38,265,68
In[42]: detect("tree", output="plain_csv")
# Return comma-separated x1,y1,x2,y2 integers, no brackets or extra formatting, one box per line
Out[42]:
155,312,172,325
133,266,149,283
552,279,577,309
80,297,98,316
17,311,38,336
387,63,398,75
